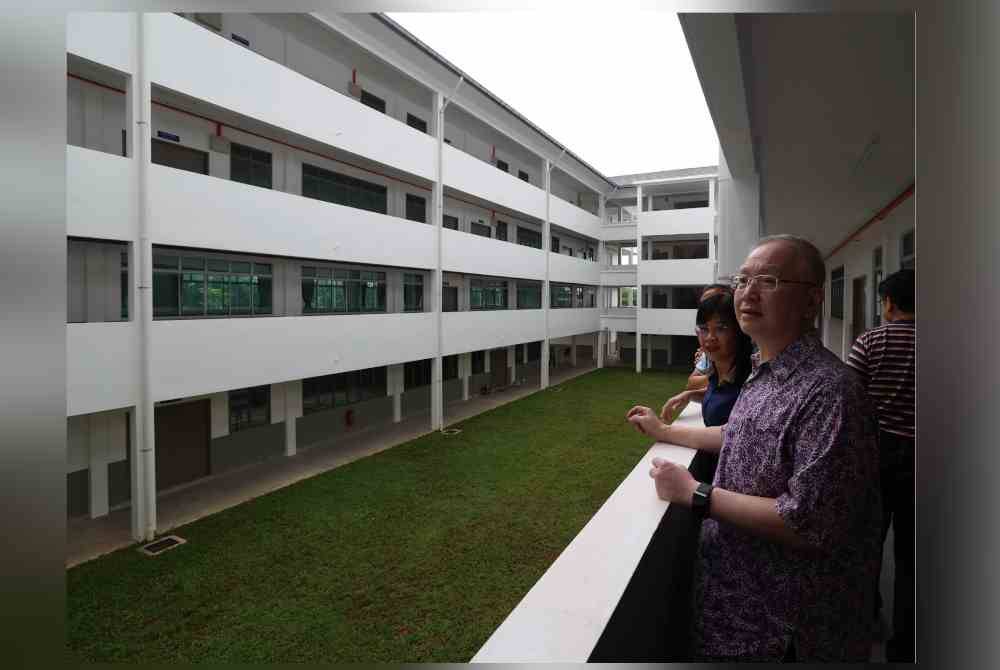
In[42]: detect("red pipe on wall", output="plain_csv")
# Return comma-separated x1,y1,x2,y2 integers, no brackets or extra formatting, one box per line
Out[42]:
824,183,914,260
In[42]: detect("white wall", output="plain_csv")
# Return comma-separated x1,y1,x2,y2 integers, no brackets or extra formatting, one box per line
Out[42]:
442,228,545,280
639,308,698,336
148,163,437,269
600,268,638,287
716,151,760,277
641,208,714,238
67,323,139,416
548,309,600,340
638,259,715,286
150,313,437,401
67,147,136,241
549,195,602,242
442,144,546,221
67,12,135,74
146,14,437,183
441,310,546,356
549,253,601,286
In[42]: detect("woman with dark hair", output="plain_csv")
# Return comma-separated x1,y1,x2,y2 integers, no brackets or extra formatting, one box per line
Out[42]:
661,292,754,427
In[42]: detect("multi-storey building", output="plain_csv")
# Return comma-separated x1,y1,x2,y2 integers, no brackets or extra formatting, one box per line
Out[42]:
65,12,718,541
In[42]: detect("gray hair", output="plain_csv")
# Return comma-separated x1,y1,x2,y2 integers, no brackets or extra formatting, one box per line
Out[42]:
752,234,826,287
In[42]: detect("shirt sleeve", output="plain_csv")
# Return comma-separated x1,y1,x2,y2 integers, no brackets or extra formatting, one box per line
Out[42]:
845,332,870,384
774,376,880,552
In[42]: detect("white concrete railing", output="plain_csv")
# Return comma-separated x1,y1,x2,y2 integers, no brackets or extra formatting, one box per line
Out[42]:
472,404,702,662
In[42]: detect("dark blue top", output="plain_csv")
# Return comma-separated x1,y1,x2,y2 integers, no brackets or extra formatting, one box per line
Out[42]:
702,372,743,427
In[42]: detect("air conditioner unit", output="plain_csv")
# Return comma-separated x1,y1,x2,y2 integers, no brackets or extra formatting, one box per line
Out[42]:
348,81,362,98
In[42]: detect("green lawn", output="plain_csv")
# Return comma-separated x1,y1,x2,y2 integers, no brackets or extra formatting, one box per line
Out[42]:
67,368,687,663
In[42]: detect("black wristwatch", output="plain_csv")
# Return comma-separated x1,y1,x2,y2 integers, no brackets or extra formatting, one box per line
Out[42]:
692,482,714,521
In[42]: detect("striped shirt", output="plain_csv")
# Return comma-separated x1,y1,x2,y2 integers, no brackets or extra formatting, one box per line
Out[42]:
846,319,915,439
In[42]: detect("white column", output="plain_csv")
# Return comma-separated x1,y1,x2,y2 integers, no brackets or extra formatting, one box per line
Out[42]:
389,363,404,423
541,158,552,389
431,90,445,430
462,354,470,401
88,413,110,519
646,336,653,370
508,346,517,384
284,381,302,457
635,184,643,375
597,330,605,368
570,335,578,366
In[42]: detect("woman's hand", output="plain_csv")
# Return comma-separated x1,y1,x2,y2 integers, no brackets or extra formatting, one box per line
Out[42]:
625,405,668,441
660,392,691,423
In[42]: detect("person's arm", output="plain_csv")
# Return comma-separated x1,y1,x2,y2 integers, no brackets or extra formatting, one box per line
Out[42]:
626,406,723,453
647,459,817,551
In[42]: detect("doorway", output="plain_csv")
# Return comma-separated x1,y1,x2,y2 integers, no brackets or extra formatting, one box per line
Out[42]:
852,275,868,342
154,399,211,491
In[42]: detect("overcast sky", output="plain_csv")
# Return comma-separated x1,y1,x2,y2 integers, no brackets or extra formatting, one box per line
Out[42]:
387,11,719,177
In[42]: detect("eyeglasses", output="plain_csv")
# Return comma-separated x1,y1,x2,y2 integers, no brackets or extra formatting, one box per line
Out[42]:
695,323,731,338
730,274,818,292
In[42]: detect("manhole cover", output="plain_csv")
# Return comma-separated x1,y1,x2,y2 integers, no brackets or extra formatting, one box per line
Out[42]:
441,428,462,435
138,535,186,557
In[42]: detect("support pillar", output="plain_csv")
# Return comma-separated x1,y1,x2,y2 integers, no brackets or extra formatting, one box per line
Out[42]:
597,330,605,369
389,363,404,423
431,88,445,430
283,381,302,457
508,346,517,385
635,184,643,375
570,335,578,367
541,158,552,390
88,413,110,519
461,353,470,401
635,333,642,373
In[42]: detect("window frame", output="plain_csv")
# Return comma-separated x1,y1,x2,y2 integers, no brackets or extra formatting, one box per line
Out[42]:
229,385,271,433
229,142,273,190
152,251,273,319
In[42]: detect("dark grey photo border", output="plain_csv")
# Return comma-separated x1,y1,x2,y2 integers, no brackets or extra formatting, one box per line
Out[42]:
1,1,988,667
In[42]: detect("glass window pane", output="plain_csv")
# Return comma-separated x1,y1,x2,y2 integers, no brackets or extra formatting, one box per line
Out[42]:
302,266,316,278
181,272,204,315
254,263,272,275
182,257,205,270
153,272,179,316
153,253,179,270
317,267,331,279
208,259,229,272
230,261,251,274
207,275,229,314
253,276,272,314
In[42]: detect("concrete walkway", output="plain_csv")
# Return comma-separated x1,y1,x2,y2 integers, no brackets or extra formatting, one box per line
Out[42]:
67,363,598,568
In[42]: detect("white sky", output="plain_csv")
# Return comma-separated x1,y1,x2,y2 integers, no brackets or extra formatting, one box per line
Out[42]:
387,11,719,177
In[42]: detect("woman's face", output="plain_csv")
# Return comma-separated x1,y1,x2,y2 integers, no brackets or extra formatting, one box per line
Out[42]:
696,315,737,360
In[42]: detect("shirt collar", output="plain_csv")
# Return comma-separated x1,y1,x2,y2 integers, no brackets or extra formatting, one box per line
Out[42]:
748,332,822,384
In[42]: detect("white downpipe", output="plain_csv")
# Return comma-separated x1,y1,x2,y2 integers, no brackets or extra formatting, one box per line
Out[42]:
136,12,156,541
541,159,551,389
635,185,642,374
432,90,444,430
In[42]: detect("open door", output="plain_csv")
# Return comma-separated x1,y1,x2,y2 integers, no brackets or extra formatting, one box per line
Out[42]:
852,275,868,342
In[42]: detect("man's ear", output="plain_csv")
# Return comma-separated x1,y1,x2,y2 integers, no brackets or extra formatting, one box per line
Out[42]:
804,286,824,321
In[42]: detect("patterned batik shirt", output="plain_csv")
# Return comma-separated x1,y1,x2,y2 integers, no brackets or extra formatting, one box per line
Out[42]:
691,333,882,661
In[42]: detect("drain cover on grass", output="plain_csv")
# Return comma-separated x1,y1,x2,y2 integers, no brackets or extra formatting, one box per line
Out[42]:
441,428,463,435
138,535,186,557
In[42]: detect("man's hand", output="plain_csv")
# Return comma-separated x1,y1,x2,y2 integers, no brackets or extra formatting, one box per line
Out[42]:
660,392,691,423
649,457,698,505
625,405,667,441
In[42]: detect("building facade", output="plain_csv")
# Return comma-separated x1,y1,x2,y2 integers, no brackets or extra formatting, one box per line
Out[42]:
65,12,717,539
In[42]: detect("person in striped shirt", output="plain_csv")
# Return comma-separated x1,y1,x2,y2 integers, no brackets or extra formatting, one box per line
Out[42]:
846,268,914,663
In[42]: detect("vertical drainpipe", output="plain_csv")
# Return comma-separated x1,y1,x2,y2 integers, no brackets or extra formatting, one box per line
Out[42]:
597,194,606,369
135,12,156,541
541,159,551,389
432,90,444,431
635,185,642,374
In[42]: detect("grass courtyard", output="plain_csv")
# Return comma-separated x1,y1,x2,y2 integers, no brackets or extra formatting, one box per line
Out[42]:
67,367,688,663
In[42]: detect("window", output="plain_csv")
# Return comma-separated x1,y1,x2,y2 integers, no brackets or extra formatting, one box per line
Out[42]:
230,143,272,189
443,214,459,231
404,359,432,390
151,139,209,175
470,221,492,238
873,247,884,327
517,227,542,249
470,278,508,310
900,230,915,269
443,354,459,381
153,253,272,318
552,236,560,254
361,90,386,113
551,284,572,308
495,221,508,241
302,163,387,214
673,200,709,210
517,282,541,309
229,385,270,433
471,350,485,374
496,159,508,173
442,285,458,312
303,367,387,414
567,248,574,258
518,170,530,183
587,247,595,262
830,266,845,319
406,113,427,133
585,286,596,307
648,286,670,309
404,273,424,312
405,193,427,223
616,287,637,308
302,266,385,314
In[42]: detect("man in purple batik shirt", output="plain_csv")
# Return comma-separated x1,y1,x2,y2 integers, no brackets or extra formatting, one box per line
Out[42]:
626,235,882,662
